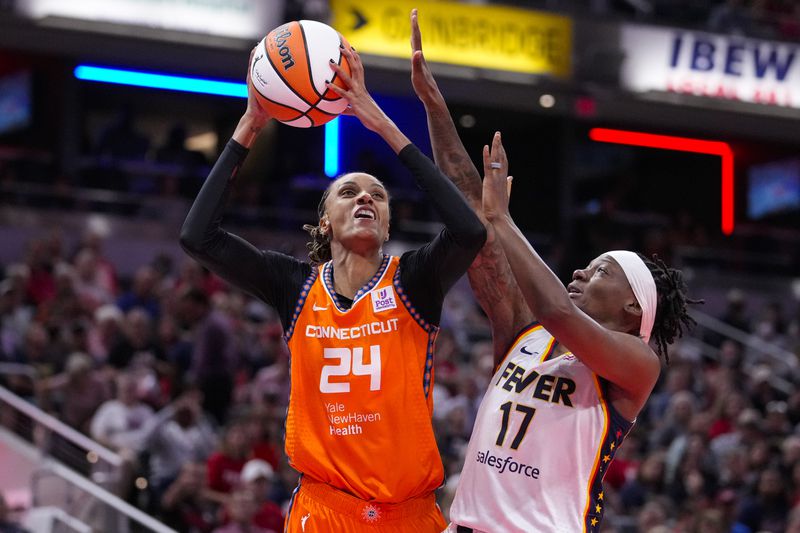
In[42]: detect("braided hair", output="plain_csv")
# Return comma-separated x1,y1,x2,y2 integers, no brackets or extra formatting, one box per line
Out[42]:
302,186,333,265
641,254,703,362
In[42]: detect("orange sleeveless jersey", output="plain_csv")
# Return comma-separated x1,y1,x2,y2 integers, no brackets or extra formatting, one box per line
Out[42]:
284,255,443,503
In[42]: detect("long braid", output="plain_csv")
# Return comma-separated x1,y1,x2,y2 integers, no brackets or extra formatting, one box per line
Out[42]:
641,254,704,363
303,187,332,265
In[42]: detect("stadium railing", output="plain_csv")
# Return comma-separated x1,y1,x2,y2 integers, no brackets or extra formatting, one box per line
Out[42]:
0,384,176,533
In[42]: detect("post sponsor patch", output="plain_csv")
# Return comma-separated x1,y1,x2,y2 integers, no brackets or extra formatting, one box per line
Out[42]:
371,286,396,313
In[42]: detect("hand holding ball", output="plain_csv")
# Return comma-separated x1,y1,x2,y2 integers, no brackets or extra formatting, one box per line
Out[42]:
250,20,351,128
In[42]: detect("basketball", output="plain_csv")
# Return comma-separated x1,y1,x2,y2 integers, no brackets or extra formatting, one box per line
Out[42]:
250,20,351,128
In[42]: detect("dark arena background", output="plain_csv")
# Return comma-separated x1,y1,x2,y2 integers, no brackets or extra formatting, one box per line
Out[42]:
1,0,799,531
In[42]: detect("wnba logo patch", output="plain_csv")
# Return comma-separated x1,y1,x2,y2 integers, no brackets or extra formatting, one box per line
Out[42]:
361,504,381,523
371,287,397,313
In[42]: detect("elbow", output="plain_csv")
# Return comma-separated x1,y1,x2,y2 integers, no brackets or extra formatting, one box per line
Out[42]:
179,223,201,256
535,297,575,325
466,219,488,250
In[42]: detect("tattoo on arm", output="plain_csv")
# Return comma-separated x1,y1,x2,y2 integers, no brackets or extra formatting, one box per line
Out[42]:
469,226,535,364
424,104,534,362
425,107,482,204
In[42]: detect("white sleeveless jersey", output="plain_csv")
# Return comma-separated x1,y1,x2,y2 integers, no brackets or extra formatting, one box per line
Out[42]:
449,323,633,533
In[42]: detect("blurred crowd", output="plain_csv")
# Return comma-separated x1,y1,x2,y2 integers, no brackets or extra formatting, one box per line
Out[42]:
0,224,799,533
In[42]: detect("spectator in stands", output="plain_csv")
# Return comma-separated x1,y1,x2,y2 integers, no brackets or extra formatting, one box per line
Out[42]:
87,304,125,364
206,417,252,496
77,229,118,296
160,462,216,532
0,277,32,359
145,388,217,504
213,488,273,533
620,451,668,511
39,351,111,435
244,408,281,472
23,239,56,306
0,492,29,533
107,307,160,371
6,322,57,398
178,287,236,423
36,262,81,331
117,265,161,319
73,248,114,310
650,390,695,449
89,371,155,454
237,459,283,532
636,499,670,532
737,467,790,532
711,408,763,462
155,313,192,383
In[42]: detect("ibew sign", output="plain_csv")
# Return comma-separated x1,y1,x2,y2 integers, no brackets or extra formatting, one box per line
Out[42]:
621,24,799,109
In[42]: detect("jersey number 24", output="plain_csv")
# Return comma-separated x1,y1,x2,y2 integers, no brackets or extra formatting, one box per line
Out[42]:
320,346,382,393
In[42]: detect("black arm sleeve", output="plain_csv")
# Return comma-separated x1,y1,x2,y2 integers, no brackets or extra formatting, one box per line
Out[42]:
396,144,486,326
179,139,311,328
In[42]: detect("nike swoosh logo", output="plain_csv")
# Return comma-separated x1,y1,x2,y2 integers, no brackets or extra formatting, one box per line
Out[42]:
313,303,328,311
520,346,539,356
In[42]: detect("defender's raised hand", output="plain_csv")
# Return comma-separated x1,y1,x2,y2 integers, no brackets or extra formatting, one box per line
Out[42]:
410,9,444,106
481,132,513,222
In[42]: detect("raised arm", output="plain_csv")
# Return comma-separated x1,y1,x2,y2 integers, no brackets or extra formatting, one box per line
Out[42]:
180,48,309,319
328,43,486,320
481,135,660,415
410,9,533,364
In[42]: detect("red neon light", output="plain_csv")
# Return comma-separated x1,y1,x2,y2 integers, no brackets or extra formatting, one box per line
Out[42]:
589,128,734,235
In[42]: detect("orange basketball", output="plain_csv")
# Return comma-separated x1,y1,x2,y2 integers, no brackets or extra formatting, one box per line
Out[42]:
250,20,351,128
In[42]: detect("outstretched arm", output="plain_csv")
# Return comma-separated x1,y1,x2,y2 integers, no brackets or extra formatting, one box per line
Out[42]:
410,9,533,365
482,136,660,414
327,45,410,154
180,48,311,322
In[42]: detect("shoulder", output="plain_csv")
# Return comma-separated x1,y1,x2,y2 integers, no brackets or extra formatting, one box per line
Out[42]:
263,250,314,278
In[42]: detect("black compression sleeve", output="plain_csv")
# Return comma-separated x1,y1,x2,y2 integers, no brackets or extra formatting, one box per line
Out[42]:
396,144,486,326
180,139,311,328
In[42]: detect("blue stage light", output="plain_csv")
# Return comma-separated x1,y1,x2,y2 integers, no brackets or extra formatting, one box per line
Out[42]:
324,117,340,178
75,65,342,178
74,65,247,98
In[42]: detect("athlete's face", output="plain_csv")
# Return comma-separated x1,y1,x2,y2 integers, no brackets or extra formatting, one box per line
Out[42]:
320,173,390,251
567,254,641,333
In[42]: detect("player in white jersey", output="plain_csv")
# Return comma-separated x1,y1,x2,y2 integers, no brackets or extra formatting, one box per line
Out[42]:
409,10,700,532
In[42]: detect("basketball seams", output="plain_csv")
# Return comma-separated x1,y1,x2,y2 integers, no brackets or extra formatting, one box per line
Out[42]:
265,23,316,108
254,93,305,122
252,21,347,127
320,47,345,102
298,21,324,101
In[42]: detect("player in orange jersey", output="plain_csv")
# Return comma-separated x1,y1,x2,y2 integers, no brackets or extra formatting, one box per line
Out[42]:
180,45,486,532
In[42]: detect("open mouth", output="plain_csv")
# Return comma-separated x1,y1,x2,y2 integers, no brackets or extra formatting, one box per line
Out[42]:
354,208,376,220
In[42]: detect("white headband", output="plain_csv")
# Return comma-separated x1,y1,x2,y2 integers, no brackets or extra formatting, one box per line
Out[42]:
605,250,657,344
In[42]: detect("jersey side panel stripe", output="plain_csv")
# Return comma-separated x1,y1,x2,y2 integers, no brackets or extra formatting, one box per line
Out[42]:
494,323,543,372
582,374,610,532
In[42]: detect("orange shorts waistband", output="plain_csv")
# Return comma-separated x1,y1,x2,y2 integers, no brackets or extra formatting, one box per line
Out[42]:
299,476,437,524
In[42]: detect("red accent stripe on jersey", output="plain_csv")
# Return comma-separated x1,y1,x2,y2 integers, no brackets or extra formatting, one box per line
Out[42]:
539,336,558,363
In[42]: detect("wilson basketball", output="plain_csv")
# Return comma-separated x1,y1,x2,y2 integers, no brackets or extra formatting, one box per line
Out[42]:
250,20,351,128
